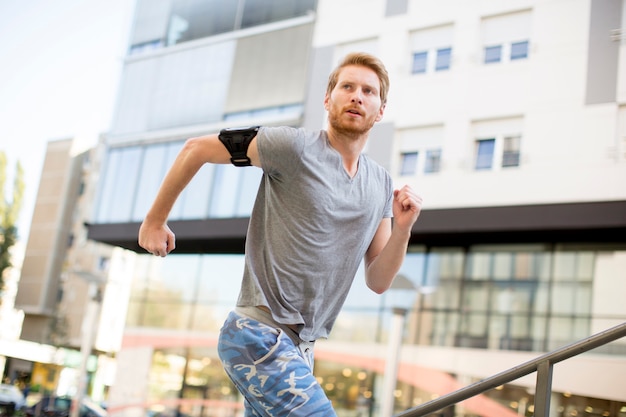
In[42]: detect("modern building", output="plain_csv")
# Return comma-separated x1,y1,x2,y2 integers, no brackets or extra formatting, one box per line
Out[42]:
6,138,123,401
83,0,626,416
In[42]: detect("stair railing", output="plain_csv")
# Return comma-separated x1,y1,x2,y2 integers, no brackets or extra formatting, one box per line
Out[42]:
395,321,626,417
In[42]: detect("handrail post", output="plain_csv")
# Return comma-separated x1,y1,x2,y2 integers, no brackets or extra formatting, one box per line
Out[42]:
381,308,409,417
533,360,553,417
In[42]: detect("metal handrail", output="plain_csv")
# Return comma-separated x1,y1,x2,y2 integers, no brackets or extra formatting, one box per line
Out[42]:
395,321,626,417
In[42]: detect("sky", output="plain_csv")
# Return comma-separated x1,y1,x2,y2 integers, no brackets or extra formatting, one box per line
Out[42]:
0,0,136,238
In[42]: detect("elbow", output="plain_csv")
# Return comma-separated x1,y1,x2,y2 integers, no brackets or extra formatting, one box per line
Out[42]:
366,279,389,295
183,136,202,153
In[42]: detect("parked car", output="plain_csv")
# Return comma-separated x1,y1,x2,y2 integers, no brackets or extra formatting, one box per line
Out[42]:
0,384,25,414
23,396,107,417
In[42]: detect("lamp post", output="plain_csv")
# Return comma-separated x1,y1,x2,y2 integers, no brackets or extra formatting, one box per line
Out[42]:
70,271,105,417
380,274,417,417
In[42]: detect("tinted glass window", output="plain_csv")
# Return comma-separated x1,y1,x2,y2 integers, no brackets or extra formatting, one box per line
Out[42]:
241,0,316,29
161,0,318,47
167,0,238,46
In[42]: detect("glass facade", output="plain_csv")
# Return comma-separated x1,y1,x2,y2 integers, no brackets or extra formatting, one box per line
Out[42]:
130,0,317,53
122,241,625,415
414,246,596,353
95,143,263,224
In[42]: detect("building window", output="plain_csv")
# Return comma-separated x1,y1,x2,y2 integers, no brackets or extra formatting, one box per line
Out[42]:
417,245,609,353
483,41,529,64
157,0,318,48
410,25,454,75
474,136,521,171
411,51,428,74
475,139,495,170
481,10,531,65
435,47,452,71
510,40,529,60
424,149,442,173
502,136,521,167
471,117,523,171
484,45,502,64
397,126,443,175
400,152,418,176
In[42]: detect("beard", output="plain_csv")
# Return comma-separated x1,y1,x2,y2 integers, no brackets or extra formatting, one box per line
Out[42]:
327,109,377,137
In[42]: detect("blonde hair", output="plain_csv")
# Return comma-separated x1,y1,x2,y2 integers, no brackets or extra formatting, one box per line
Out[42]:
326,52,390,105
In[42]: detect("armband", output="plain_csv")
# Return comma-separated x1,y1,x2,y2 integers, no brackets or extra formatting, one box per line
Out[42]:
218,126,260,167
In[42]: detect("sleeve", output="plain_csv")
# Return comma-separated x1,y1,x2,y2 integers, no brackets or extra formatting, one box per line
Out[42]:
256,126,306,176
383,173,394,218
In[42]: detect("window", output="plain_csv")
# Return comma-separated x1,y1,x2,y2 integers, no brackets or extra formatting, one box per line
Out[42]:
400,152,418,175
481,10,531,65
483,41,529,64
424,149,442,173
157,0,318,48
412,51,428,74
241,0,317,29
475,136,521,170
397,126,443,175
435,47,452,71
471,117,523,171
502,136,521,167
475,139,495,170
411,49,453,74
410,25,454,74
96,141,261,224
510,40,529,60
95,146,143,222
484,45,502,64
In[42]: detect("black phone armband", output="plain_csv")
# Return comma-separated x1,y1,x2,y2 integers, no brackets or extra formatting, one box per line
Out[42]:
218,126,260,167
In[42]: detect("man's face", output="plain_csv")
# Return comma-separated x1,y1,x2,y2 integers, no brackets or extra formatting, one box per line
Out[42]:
324,65,385,136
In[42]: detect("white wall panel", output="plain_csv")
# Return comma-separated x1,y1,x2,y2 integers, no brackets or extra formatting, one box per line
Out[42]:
147,42,236,130
110,41,236,139
110,59,159,137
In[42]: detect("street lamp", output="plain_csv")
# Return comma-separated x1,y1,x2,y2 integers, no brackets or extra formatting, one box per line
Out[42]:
70,271,105,417
380,274,417,417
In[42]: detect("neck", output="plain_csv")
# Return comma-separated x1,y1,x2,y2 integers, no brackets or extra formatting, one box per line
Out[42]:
327,128,367,177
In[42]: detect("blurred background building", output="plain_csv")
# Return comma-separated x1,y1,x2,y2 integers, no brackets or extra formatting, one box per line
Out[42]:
4,0,626,416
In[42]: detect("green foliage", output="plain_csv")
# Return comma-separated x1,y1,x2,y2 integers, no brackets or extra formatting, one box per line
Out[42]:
0,151,25,293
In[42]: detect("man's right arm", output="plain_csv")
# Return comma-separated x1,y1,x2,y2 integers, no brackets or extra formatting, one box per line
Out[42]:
138,132,261,256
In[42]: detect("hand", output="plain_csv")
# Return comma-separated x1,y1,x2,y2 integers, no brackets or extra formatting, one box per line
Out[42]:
392,185,422,232
138,220,176,257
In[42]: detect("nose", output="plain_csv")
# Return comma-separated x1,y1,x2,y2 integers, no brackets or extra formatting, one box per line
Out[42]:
351,89,363,104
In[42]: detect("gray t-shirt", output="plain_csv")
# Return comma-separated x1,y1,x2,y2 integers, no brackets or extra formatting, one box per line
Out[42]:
236,126,393,341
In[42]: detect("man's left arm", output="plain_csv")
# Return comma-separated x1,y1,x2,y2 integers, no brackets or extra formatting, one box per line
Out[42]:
364,185,422,294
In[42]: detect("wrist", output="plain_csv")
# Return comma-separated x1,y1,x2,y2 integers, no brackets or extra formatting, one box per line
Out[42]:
144,211,167,226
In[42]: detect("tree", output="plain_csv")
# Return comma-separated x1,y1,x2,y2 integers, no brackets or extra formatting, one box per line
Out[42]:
0,151,25,295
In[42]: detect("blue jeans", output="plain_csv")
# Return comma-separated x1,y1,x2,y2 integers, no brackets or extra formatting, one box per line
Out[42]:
218,310,336,416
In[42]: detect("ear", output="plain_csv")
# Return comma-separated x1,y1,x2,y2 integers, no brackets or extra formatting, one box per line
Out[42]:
323,93,330,111
375,103,386,122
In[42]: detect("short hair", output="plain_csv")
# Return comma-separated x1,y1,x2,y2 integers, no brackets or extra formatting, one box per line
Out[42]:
326,52,390,106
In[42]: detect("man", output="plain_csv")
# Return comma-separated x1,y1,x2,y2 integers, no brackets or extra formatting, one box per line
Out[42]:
139,52,422,416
